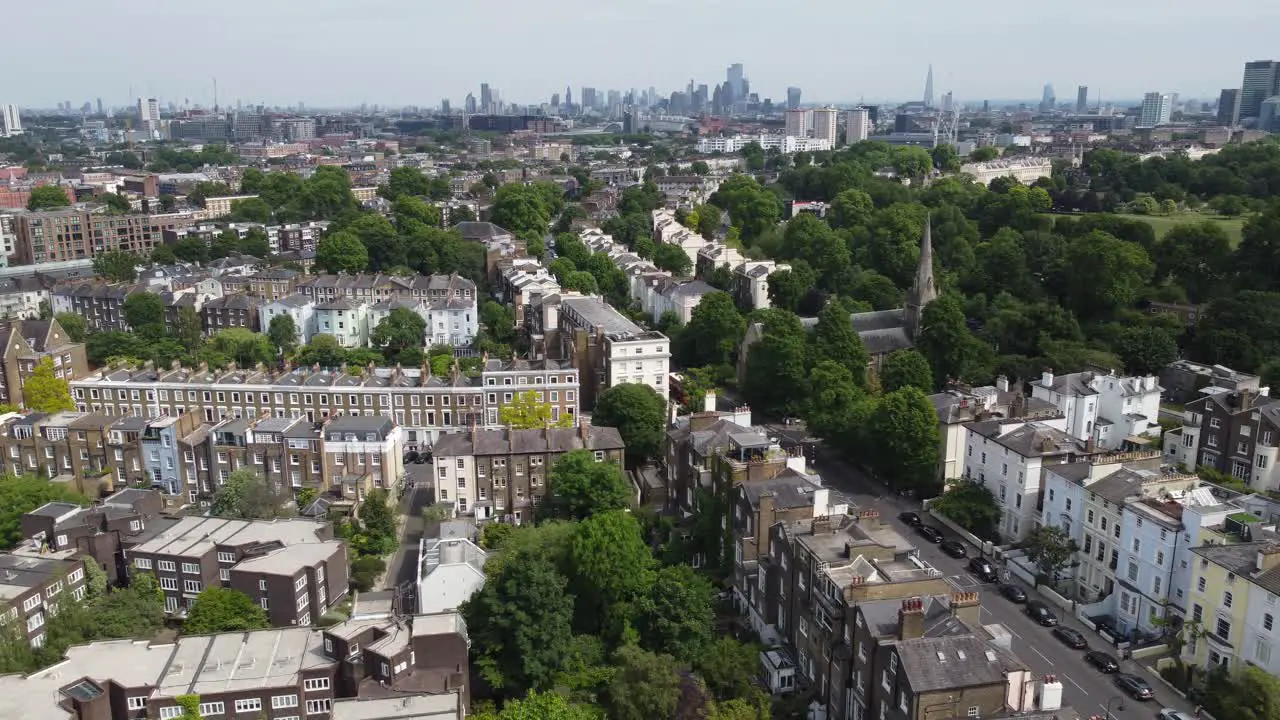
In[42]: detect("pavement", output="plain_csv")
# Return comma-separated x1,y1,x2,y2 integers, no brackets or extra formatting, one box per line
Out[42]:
754,421,1198,720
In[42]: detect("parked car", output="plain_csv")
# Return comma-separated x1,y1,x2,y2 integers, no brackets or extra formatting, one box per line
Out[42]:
916,526,944,543
1084,650,1119,673
416,452,431,464
940,540,967,558
1114,673,1154,700
1025,600,1059,626
968,558,998,582
404,451,419,464
998,583,1027,603
1158,709,1195,720
898,512,922,526
1052,626,1088,649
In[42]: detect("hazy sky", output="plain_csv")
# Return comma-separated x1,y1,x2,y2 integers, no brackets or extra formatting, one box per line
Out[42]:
8,0,1278,109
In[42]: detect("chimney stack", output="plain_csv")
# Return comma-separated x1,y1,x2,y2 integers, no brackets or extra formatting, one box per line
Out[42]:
898,597,926,640
1041,368,1054,388
703,390,717,414
950,591,981,627
996,375,1010,393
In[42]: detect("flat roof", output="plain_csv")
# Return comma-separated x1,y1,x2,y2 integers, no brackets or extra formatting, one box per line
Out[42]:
128,516,327,559
332,694,461,720
232,541,343,576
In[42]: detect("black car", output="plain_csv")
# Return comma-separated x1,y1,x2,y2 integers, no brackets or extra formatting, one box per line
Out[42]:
916,525,944,543
1052,626,1088,649
940,540,967,558
899,511,922,527
998,583,1027,603
1084,650,1119,673
1025,600,1058,626
404,451,419,464
1113,673,1154,700
968,557,998,582
415,452,431,464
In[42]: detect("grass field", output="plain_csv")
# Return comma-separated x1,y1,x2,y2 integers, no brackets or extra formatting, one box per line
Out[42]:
1040,212,1246,246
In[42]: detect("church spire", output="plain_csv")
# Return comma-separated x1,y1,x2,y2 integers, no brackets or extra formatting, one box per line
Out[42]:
904,215,937,340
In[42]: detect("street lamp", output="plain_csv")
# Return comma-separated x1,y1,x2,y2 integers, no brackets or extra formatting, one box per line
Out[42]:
1105,695,1126,720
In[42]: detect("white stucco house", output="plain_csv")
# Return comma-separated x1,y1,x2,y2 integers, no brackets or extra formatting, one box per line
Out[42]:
259,294,317,344
1031,369,1162,450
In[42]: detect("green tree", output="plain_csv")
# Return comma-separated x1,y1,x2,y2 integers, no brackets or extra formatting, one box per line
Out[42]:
743,310,810,417
605,645,683,720
1112,326,1177,377
268,314,299,355
26,185,71,211
811,301,868,386
24,357,75,413
100,192,131,213
830,188,875,230
0,476,84,549
183,587,271,634
694,203,722,238
1021,525,1078,581
471,691,601,720
92,250,139,282
480,300,516,344
229,197,272,223
917,294,975,388
371,307,426,359
1062,230,1154,319
969,146,1000,162
592,384,667,466
294,334,347,369
880,349,933,392
803,361,864,445
392,195,443,231
931,144,961,173
206,328,274,369
316,231,370,273
697,637,761,702
210,469,291,519
766,264,817,314
542,450,631,521
929,481,1001,540
637,564,714,663
651,244,692,275
570,510,654,635
380,166,433,201
679,291,744,369
1156,221,1233,303
54,313,86,343
149,244,177,264
499,390,573,429
869,387,941,491
123,292,165,333
174,306,204,354
463,553,575,695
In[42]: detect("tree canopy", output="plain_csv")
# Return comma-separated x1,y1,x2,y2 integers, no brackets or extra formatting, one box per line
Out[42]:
183,588,271,635
592,384,667,466
542,450,632,521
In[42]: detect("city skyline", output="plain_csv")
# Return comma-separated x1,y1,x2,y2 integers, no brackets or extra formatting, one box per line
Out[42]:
5,0,1277,109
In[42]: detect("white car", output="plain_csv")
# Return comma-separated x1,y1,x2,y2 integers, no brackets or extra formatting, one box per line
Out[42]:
1157,709,1195,720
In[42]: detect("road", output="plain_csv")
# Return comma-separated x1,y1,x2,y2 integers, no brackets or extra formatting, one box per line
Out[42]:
381,460,435,596
756,422,1196,720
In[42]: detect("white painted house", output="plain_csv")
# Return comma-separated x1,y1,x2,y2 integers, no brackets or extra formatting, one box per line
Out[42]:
1031,369,1162,450
961,417,1080,541
314,299,370,348
259,294,317,344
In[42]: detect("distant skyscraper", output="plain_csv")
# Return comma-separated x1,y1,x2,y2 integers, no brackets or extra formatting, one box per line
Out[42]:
551,93,560,109
1259,96,1280,133
464,93,477,114
923,65,934,108
96,98,103,116
1076,86,1088,114
845,107,871,144
566,86,572,109
1218,88,1242,126
1138,92,1173,128
1239,60,1280,121
1039,84,1056,112
812,107,838,144
785,108,810,138
480,83,492,113
582,87,597,110
727,63,745,99
137,97,159,133
0,105,22,137
787,87,802,110
441,99,451,114
941,92,953,113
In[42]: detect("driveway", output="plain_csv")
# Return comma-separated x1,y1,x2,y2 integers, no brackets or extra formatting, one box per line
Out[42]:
381,460,435,595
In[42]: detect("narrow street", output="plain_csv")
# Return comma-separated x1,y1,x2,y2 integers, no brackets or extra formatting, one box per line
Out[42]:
381,461,435,599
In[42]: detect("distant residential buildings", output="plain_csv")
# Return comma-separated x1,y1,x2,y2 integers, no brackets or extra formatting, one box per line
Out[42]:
1030,368,1163,450
1239,60,1280,122
695,134,832,154
1138,92,1173,128
959,157,1053,185
811,107,839,145
0,104,21,137
846,107,871,143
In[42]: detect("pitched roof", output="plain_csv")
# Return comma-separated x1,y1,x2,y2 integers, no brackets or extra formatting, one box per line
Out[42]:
895,635,1025,693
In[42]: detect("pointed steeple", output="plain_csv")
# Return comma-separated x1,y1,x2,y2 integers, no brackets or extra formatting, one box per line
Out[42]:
904,215,937,340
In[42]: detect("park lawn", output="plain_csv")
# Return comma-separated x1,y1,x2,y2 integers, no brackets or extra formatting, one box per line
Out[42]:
1114,213,1245,246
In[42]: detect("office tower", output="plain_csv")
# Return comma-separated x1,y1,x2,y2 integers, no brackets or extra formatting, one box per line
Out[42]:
480,83,492,113
845,107,870,143
785,108,810,137
464,93,477,114
941,92,953,113
551,93,560,109
811,107,838,144
441,99,451,114
1218,88,1242,126
96,98,103,115
1138,92,1173,128
727,63,745,99
785,87,802,110
983,100,990,113
1039,84,1056,112
582,87,597,111
1259,97,1280,132
0,105,22,137
1240,60,1280,121
136,97,159,133
1076,86,1088,114
923,65,934,108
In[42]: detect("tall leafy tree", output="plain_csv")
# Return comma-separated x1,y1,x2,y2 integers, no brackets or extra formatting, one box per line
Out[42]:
92,250,139,282
1112,326,1178,377
316,231,369,274
803,361,864,445
605,645,683,720
499,390,573,429
569,510,654,636
1156,221,1233,302
542,450,631,521
880,349,933,393
869,387,941,491
210,469,291,519
182,588,270,634
463,554,575,695
743,310,808,417
268,314,299,355
0,476,84,549
917,294,976,389
592,383,667,466
174,305,203,352
471,691,601,720
26,185,71,211
651,244,692,275
1062,230,1153,320
54,313,85,343
636,564,715,664
24,358,75,413
766,264,817,314
679,291,744,369
810,301,868,386
371,308,426,359
122,292,165,334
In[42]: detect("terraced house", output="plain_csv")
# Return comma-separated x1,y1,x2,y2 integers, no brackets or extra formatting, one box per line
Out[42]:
70,357,580,451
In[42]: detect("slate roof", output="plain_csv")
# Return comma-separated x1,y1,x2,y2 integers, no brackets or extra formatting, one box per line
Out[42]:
895,635,1026,693
964,420,1084,458
452,221,511,241
741,470,822,510
1194,541,1280,595
432,425,625,456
